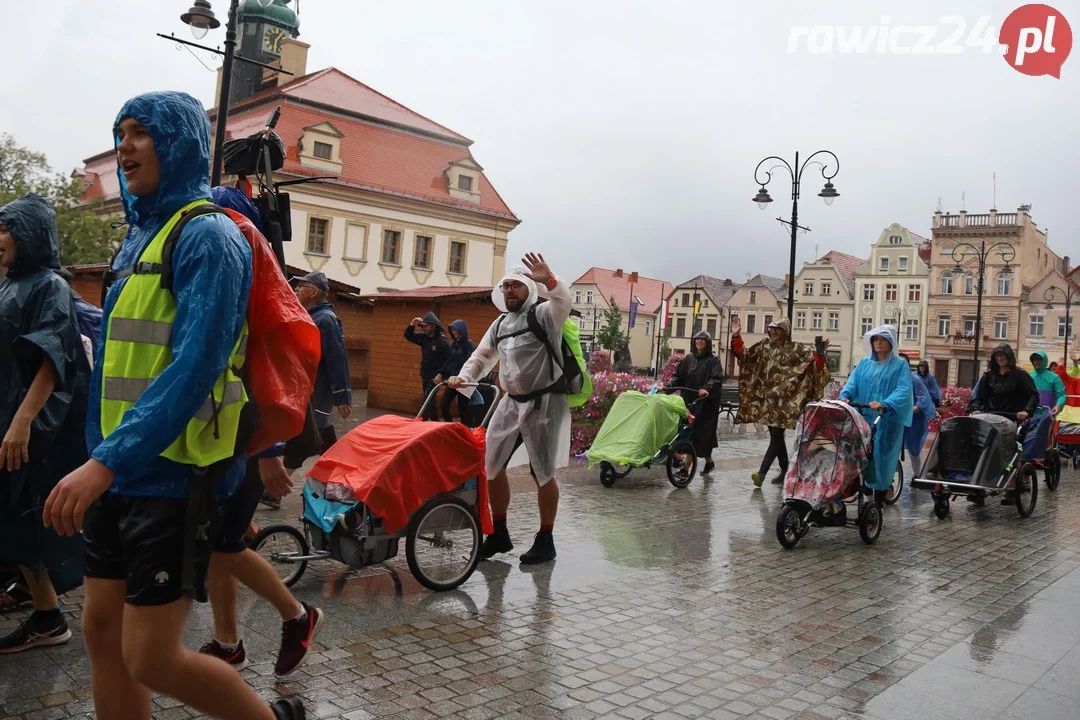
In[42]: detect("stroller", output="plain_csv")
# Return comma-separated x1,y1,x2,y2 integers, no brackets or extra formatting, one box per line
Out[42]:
586,388,704,489
1053,402,1080,472
775,400,886,548
911,410,1042,519
250,383,500,592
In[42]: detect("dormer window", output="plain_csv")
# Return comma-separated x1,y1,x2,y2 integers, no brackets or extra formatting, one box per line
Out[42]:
447,157,482,203
299,121,344,174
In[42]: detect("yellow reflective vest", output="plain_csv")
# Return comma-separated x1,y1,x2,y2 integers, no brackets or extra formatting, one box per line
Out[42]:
100,200,248,467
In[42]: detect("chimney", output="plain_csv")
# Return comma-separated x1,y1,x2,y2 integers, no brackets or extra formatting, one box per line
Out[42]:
276,37,310,85
613,269,624,278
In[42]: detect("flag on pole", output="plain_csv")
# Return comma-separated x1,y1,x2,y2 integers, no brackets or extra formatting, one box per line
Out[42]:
693,299,701,315
628,300,638,328
659,299,668,330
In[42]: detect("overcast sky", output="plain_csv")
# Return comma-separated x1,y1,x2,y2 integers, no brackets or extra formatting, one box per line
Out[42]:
3,0,1077,286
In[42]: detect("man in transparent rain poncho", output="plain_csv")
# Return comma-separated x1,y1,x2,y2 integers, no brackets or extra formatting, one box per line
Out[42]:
448,253,570,565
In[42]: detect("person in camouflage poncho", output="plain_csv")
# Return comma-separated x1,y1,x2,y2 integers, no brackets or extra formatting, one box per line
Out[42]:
731,316,830,487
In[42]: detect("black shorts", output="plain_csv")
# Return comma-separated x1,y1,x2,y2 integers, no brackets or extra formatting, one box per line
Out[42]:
213,459,263,554
284,424,338,470
83,493,216,607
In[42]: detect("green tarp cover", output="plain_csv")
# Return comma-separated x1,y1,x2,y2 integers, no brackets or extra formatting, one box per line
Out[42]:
586,391,687,468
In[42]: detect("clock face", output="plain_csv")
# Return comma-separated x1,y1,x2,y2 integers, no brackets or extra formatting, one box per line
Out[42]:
263,26,286,55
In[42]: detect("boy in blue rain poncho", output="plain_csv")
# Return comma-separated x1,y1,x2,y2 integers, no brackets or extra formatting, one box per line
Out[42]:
0,194,90,654
43,93,304,720
840,325,913,508
904,363,937,478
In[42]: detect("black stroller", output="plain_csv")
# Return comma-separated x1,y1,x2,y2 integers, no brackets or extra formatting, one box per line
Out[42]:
911,411,1040,519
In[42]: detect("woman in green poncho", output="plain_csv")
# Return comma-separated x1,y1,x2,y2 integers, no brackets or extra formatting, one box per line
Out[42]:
731,316,830,487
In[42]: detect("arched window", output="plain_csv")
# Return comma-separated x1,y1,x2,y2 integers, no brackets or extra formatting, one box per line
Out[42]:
996,271,1011,296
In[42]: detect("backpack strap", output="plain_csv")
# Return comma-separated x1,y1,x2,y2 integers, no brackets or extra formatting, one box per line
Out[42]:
103,204,227,297
525,305,559,382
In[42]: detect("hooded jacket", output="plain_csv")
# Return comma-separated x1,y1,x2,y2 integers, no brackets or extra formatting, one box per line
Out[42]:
0,193,89,592
87,92,253,499
308,300,352,427
441,319,476,378
970,343,1038,416
404,310,451,385
1028,350,1067,409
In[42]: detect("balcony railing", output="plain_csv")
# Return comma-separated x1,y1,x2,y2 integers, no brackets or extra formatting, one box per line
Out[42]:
936,212,1019,229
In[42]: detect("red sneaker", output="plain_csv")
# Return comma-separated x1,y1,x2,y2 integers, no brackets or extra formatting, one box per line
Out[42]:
198,639,250,671
274,603,324,677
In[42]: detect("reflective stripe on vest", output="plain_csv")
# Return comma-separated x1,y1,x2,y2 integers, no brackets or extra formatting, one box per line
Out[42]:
100,200,249,467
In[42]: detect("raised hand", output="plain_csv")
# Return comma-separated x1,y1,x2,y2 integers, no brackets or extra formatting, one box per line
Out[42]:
522,252,552,286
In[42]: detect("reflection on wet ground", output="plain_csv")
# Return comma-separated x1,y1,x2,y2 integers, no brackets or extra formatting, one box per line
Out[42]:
4,421,1080,719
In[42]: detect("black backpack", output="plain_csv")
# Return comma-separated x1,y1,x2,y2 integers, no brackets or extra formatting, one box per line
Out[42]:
493,304,584,402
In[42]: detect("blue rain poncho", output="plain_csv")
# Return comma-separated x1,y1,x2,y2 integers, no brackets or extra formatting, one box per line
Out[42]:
904,371,937,458
840,325,913,491
87,92,252,499
0,194,90,593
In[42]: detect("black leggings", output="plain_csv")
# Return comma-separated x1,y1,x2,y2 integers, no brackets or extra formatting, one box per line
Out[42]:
759,426,789,476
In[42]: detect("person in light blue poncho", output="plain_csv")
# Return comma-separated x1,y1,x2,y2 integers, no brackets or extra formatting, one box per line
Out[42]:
904,367,937,478
840,325,913,503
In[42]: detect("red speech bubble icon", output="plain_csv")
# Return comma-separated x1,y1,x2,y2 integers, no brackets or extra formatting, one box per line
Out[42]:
1000,4,1072,77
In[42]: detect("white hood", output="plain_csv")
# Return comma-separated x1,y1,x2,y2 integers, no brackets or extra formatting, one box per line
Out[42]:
491,266,544,314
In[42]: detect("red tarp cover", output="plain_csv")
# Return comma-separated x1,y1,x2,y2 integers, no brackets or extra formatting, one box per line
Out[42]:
307,415,492,536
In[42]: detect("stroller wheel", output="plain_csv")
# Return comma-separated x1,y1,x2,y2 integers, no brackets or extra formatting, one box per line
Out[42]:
599,462,617,488
250,524,309,588
1045,452,1061,492
933,495,950,520
884,463,904,505
859,502,883,545
406,497,481,592
1014,464,1038,518
666,442,697,488
776,504,803,549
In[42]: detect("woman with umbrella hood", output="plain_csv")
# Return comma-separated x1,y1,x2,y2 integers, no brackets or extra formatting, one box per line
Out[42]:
839,325,913,511
659,330,725,474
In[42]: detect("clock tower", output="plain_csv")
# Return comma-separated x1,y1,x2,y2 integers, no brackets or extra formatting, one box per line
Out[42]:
230,0,300,104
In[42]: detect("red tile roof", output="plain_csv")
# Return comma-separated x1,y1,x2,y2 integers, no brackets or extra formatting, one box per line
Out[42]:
78,68,518,223
224,68,471,144
815,250,865,298
571,267,673,315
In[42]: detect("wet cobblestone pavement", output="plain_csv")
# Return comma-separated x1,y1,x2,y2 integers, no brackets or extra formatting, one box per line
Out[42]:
4,420,1080,719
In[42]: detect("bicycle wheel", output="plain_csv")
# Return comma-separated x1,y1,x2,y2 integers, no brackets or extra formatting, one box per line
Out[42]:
884,463,904,505
406,497,481,592
1014,464,1038,518
665,442,697,488
1045,451,1061,492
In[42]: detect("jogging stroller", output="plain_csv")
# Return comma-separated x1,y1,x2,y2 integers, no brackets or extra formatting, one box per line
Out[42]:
250,383,500,592
775,400,886,548
585,388,704,489
911,411,1040,519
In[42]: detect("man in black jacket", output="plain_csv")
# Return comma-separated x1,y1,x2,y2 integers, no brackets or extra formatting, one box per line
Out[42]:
405,311,450,420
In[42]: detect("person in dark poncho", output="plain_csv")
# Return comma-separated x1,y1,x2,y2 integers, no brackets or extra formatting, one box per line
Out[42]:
660,330,725,473
0,193,91,653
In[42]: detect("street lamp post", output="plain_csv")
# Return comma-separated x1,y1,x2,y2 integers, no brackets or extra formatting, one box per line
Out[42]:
1044,279,1078,366
175,0,282,186
950,239,1016,387
752,150,840,323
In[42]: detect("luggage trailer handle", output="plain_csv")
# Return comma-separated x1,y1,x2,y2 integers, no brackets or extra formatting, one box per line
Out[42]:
418,382,504,429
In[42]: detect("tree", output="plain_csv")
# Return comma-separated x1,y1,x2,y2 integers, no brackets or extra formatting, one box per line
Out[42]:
595,295,624,352
0,133,122,266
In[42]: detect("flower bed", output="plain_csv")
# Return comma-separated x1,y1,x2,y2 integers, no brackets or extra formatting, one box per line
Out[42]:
928,385,972,432
570,370,656,456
